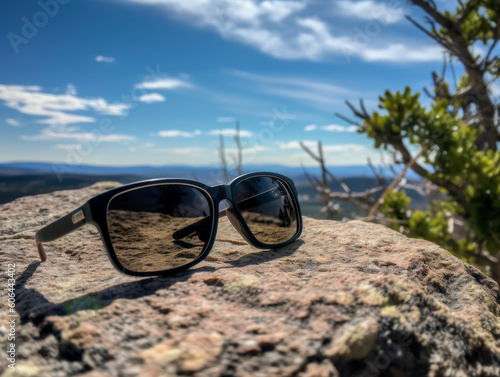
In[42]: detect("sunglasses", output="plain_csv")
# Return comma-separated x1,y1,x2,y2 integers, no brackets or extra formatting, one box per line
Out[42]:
35,172,303,276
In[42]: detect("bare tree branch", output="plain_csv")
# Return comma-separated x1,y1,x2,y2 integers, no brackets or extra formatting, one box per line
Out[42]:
334,112,361,126
233,120,243,176
346,99,370,120
218,134,230,183
410,0,498,151
423,86,436,100
367,157,386,187
367,146,428,220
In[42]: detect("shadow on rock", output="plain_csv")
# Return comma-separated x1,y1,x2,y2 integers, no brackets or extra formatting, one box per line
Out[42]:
223,239,304,268
15,242,303,324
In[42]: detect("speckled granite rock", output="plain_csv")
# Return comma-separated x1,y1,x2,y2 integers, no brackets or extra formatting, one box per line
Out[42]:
1,182,500,377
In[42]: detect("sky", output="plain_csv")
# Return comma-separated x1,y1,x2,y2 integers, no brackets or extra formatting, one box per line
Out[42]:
0,0,455,167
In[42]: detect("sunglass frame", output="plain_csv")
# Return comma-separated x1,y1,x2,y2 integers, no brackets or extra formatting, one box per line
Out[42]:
35,172,303,276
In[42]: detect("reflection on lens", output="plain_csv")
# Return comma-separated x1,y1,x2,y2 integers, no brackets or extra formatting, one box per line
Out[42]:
234,176,298,245
107,184,212,273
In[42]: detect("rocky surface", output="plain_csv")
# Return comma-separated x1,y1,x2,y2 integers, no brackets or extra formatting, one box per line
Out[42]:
1,182,500,377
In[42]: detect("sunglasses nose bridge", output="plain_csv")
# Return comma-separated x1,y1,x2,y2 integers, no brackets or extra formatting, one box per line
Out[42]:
213,184,232,203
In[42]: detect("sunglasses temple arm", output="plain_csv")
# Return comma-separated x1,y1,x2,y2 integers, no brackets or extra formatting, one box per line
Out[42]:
34,206,88,262
172,210,227,240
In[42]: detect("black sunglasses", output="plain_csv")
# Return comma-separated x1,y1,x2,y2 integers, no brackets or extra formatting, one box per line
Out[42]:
35,172,303,276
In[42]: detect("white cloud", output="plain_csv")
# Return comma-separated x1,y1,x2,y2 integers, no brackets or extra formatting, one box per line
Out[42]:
66,83,77,95
23,128,136,142
127,0,305,25
361,44,444,62
229,70,352,109
170,147,204,155
207,128,253,137
305,123,360,132
0,84,130,127
138,93,166,103
147,146,207,155
56,144,82,150
278,141,369,155
222,145,268,156
96,55,115,63
158,129,202,137
230,70,351,95
118,1,334,61
337,0,404,24
122,1,441,63
322,144,369,153
322,124,345,132
217,116,236,122
135,77,193,90
6,118,20,126
278,140,317,149
289,143,386,165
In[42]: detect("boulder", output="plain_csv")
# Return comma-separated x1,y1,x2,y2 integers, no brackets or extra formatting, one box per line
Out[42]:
1,182,499,377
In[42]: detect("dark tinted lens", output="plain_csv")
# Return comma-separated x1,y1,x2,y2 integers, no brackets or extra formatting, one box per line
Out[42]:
234,176,298,245
107,184,213,273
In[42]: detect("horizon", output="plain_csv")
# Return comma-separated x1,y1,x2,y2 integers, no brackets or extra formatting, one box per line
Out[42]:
1,1,465,167
0,159,393,168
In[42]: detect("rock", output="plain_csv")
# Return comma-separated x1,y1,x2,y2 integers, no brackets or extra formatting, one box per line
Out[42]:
1,182,500,377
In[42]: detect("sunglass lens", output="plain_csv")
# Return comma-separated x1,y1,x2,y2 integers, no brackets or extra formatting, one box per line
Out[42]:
107,184,213,273
233,176,299,245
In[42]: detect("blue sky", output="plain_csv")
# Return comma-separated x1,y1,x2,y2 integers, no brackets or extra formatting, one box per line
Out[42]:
1,0,454,167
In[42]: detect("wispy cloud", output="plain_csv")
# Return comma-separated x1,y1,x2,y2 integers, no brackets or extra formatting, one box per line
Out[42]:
66,83,77,95
6,118,20,127
280,140,380,164
360,44,444,62
323,124,358,132
207,128,253,137
123,0,440,63
56,144,82,150
229,70,352,109
294,143,385,165
170,147,205,155
337,0,403,24
96,55,115,63
158,129,202,137
135,77,193,90
230,70,352,95
322,124,345,132
278,140,317,149
278,140,369,154
322,144,369,153
138,93,166,103
23,128,136,142
127,0,305,26
0,84,130,127
305,123,359,132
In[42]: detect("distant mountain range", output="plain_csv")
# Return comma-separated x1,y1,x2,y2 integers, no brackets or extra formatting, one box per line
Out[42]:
0,162,424,215
0,161,421,180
